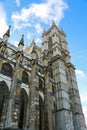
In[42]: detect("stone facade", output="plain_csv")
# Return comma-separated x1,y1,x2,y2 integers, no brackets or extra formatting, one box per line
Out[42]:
0,22,87,130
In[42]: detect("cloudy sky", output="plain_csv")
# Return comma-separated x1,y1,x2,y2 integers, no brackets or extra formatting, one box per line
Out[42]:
0,0,87,125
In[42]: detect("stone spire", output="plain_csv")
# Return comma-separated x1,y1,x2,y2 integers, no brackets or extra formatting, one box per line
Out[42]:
3,25,11,38
18,34,24,51
51,20,57,28
18,34,24,46
31,38,36,54
42,28,46,36
31,38,37,59
0,25,11,54
2,25,11,43
32,38,35,45
60,28,66,36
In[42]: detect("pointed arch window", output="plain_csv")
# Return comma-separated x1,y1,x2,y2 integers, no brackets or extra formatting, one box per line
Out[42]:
0,86,5,117
38,78,45,130
1,63,13,77
0,81,9,121
48,37,52,49
18,89,28,129
22,71,29,84
39,78,44,92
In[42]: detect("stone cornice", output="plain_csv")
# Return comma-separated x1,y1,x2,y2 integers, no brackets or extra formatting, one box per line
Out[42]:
51,54,66,63
66,62,75,69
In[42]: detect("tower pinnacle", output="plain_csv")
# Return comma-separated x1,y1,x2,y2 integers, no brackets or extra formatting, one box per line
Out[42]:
3,25,11,38
18,34,24,46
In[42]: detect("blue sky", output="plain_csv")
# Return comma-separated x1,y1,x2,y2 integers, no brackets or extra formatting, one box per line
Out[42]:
0,0,87,125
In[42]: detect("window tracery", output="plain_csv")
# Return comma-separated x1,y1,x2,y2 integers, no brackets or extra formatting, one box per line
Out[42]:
1,63,13,77
18,88,28,129
22,71,29,84
0,81,9,122
48,37,52,49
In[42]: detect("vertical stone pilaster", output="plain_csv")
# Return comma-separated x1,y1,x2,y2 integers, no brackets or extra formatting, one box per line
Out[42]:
53,59,75,130
27,60,36,130
5,45,24,129
44,67,53,130
5,58,19,129
68,63,87,130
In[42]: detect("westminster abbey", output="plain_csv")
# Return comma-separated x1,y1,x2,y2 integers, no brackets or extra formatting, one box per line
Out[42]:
0,22,87,130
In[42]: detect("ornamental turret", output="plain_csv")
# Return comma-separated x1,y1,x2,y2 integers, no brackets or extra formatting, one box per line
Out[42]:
18,34,24,52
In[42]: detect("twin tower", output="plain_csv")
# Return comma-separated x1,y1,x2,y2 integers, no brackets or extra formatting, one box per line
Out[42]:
0,22,86,130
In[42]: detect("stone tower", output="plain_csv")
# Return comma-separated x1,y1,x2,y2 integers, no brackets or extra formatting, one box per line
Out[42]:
0,23,87,130
41,21,87,130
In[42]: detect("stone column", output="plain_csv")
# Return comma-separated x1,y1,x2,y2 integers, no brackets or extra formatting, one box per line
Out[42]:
43,60,53,130
5,35,24,129
68,63,87,130
5,52,23,129
53,58,74,130
26,59,37,130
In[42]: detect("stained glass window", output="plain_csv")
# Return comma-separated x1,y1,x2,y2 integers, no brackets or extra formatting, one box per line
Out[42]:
22,71,29,84
18,89,28,129
1,63,13,77
48,37,52,49
0,81,8,121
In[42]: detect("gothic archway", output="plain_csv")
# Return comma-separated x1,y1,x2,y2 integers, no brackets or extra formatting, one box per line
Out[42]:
0,81,9,123
18,88,28,129
22,71,29,84
1,62,13,77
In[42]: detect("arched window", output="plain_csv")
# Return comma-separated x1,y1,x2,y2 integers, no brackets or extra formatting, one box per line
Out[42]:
48,66,53,78
22,71,29,84
18,88,28,129
48,37,52,49
39,78,44,92
39,78,45,130
1,63,13,77
0,81,9,122
0,86,5,117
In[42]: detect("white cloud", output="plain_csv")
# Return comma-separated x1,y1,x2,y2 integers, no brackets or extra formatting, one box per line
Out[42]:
0,3,8,38
11,0,68,30
15,0,20,7
27,32,31,40
83,106,87,126
80,91,87,105
75,69,85,78
75,70,87,125
35,38,41,44
10,39,19,47
80,91,87,125
14,41,18,47
35,23,43,33
27,32,34,42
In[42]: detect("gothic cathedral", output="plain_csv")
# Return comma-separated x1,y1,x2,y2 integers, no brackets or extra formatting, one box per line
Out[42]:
0,22,87,130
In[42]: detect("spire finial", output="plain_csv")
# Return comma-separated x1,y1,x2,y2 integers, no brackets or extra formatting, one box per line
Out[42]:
31,39,37,59
52,20,55,25
43,28,46,34
18,34,24,46
42,28,46,36
2,25,11,43
18,34,24,51
32,37,35,45
60,28,66,36
3,25,11,38
51,20,57,28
